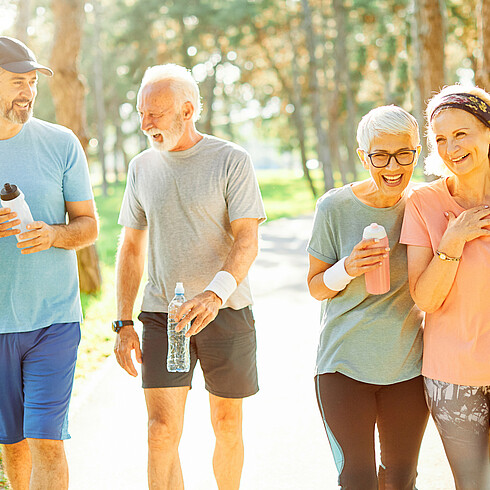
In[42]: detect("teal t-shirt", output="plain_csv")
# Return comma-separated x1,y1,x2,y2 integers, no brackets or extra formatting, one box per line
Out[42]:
0,118,93,333
307,185,423,384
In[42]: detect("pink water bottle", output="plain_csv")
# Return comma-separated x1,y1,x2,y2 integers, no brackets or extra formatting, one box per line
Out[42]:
362,223,390,295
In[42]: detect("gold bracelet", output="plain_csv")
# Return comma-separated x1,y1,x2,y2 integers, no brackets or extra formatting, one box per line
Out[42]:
435,250,461,262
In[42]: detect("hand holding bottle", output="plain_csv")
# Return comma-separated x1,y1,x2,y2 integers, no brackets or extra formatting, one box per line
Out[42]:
0,207,21,239
16,220,57,254
344,226,390,281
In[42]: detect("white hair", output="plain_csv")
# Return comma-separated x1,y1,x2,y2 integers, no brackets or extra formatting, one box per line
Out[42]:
356,105,420,152
425,84,490,177
138,64,202,122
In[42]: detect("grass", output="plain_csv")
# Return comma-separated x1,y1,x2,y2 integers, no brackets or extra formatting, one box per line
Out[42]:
0,451,9,489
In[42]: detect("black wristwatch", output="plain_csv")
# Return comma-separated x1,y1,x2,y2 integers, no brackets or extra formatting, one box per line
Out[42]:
112,320,134,333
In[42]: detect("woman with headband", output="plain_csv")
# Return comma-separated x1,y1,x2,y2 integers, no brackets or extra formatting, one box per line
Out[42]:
400,86,490,489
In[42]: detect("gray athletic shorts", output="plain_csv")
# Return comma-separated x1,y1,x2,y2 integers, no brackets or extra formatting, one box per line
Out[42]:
139,307,258,398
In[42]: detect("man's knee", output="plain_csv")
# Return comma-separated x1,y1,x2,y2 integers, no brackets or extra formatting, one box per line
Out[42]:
211,402,242,442
148,417,183,450
27,438,65,464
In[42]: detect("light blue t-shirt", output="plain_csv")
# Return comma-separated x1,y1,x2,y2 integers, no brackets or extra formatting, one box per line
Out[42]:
0,118,93,333
307,184,423,384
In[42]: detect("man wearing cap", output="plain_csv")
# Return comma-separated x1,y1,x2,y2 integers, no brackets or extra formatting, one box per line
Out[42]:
0,37,98,489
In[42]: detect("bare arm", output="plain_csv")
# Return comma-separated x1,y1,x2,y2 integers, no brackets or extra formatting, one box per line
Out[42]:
408,205,490,313
114,226,148,376
16,199,98,253
176,217,260,336
307,238,389,301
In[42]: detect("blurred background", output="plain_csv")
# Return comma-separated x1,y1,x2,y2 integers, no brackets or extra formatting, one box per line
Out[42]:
0,1,488,485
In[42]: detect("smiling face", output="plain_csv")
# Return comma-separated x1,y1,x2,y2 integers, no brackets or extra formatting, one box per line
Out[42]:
431,108,490,177
137,80,189,152
359,132,419,202
0,69,38,126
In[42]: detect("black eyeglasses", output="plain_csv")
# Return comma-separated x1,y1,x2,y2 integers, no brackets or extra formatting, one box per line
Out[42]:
365,149,417,168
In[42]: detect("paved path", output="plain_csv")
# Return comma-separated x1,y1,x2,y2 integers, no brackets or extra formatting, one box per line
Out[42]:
66,215,454,489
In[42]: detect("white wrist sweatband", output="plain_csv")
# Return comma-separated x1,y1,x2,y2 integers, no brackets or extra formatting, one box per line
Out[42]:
323,257,355,291
204,271,238,305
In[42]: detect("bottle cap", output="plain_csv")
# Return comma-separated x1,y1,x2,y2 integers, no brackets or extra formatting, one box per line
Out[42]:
362,223,387,240
0,183,20,201
175,282,185,294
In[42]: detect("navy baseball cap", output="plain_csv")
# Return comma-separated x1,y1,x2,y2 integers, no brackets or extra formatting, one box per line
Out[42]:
0,36,53,76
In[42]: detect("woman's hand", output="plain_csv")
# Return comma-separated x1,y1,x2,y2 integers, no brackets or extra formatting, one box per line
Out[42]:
439,204,490,251
344,238,390,278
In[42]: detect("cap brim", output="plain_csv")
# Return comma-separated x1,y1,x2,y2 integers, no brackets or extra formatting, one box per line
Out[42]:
1,60,53,76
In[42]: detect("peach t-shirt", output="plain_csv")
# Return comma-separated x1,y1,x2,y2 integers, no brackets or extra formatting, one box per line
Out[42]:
400,178,490,386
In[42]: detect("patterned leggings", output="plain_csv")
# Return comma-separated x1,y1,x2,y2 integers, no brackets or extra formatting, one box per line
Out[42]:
424,377,490,490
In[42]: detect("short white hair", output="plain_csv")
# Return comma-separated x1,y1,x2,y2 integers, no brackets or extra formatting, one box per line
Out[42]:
425,84,490,177
357,105,420,152
138,64,202,122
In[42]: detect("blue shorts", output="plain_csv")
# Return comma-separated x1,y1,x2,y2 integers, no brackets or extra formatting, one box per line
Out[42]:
0,322,80,444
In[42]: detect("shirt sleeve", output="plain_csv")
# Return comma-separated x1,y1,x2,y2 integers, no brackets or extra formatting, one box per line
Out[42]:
400,191,432,247
62,132,93,202
306,197,337,264
225,151,267,224
118,161,148,230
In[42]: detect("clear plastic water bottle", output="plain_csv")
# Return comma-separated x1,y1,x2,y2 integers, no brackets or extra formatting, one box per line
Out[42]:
167,282,191,372
362,223,390,295
0,183,34,242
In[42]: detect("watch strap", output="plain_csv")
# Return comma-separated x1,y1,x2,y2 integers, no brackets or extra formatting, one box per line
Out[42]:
112,320,134,332
435,250,461,262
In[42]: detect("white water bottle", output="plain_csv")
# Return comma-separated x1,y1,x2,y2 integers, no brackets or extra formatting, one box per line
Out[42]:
167,282,191,372
0,183,34,241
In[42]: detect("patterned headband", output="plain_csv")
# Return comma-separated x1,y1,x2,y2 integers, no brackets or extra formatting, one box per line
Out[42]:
430,93,490,128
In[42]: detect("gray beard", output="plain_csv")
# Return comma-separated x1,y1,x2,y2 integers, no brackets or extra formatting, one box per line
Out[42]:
0,100,33,125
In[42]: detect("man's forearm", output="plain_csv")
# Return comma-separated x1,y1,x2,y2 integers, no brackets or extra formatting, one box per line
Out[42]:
116,242,145,320
221,230,258,285
51,215,98,250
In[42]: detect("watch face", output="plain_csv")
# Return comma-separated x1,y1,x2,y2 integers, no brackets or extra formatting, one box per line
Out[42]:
112,320,133,332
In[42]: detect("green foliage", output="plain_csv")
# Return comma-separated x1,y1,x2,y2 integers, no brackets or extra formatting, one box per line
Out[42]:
0,447,10,489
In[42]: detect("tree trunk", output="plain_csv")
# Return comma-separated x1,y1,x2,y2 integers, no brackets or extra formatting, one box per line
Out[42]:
256,24,317,199
200,68,217,135
93,0,108,196
15,0,30,43
290,37,318,198
49,0,102,295
412,0,445,167
301,0,334,192
476,0,490,90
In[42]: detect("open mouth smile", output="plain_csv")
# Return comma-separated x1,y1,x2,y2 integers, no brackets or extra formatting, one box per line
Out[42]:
451,154,469,163
382,174,403,186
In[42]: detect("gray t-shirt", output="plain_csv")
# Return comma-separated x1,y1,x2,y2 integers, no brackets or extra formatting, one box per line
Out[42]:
307,185,423,384
119,134,266,312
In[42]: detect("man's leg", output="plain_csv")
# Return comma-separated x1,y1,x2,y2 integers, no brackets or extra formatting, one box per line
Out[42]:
145,387,189,490
27,439,68,490
2,440,31,490
22,323,79,490
209,394,244,490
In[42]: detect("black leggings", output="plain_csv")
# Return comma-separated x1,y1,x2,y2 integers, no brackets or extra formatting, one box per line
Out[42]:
315,372,429,490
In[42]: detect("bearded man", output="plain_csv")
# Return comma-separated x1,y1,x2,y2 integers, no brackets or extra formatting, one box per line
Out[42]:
113,63,266,489
0,36,98,489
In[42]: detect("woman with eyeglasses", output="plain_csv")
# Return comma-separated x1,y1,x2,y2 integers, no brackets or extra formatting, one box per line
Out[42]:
400,85,490,489
307,105,428,489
